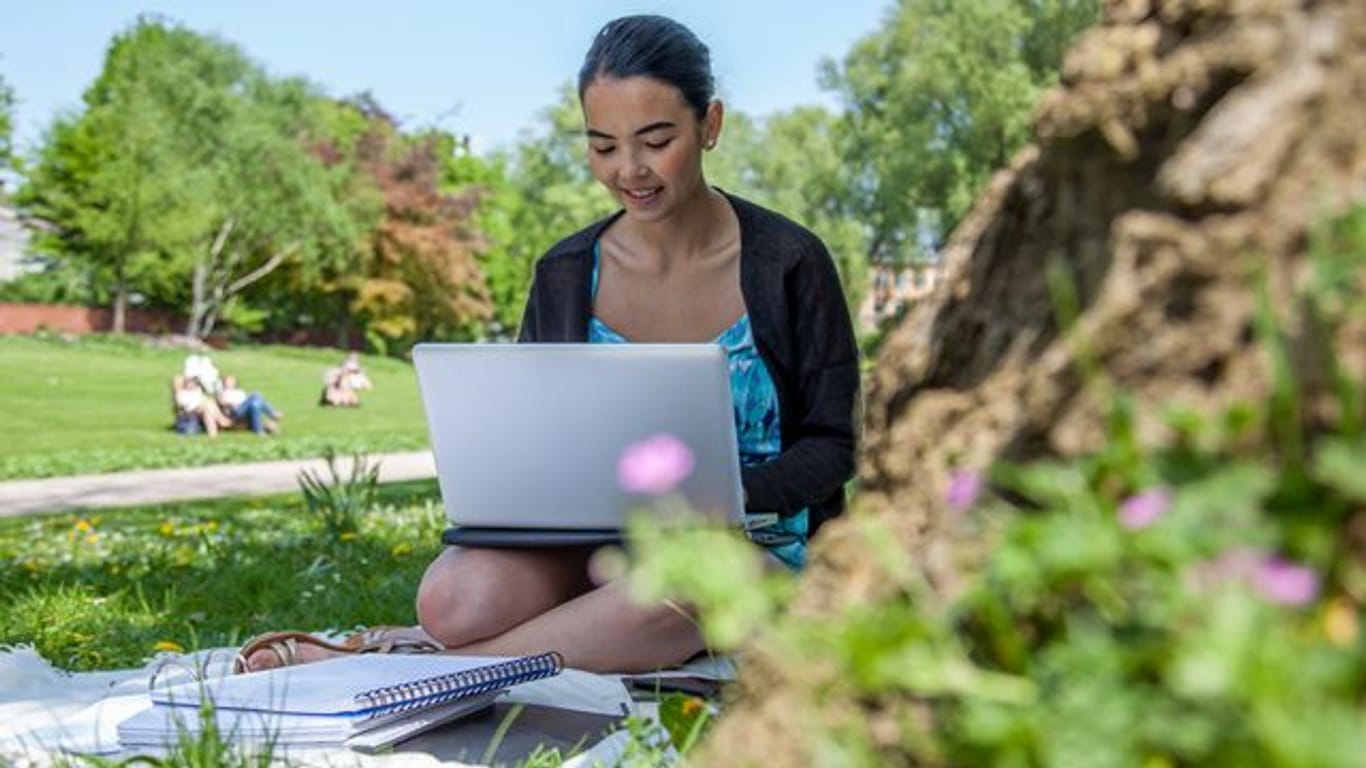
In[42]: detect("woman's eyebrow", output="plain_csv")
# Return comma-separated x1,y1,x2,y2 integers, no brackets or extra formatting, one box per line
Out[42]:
585,121,678,140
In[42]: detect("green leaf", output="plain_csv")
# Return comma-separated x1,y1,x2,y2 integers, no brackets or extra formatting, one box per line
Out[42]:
1312,437,1366,502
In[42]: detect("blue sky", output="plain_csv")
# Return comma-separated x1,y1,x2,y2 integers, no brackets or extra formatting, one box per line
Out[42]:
1,0,892,155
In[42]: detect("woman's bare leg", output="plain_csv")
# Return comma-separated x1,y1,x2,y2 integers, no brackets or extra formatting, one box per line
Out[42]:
240,546,592,671
414,546,596,645
241,545,706,673
440,579,707,673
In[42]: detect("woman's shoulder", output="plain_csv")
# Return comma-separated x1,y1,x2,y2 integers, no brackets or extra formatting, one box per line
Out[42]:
723,192,832,265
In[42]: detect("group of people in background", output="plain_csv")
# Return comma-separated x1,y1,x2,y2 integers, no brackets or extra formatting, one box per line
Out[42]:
172,351,372,437
173,354,283,437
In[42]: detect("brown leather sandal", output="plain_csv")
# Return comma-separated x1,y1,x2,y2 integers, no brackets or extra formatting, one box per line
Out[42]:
233,626,445,674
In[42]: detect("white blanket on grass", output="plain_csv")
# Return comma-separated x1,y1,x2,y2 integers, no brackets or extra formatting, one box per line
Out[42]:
0,644,733,767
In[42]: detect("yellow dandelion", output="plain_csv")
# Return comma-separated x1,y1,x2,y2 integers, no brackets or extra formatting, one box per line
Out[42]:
85,533,99,545
158,521,175,537
390,543,413,557
1324,597,1359,647
74,519,93,533
339,531,359,541
153,640,185,653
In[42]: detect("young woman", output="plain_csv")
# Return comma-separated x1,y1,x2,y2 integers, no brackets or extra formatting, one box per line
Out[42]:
240,14,858,674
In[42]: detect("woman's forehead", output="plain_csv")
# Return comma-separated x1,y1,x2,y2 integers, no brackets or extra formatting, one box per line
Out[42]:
582,76,693,130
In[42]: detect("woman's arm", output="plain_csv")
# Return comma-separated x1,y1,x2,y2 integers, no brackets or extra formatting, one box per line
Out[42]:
742,237,861,516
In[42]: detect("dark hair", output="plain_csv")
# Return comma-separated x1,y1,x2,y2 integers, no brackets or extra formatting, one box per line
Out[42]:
578,15,715,119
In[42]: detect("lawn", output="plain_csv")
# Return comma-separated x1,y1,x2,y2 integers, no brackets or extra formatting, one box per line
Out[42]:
0,334,430,480
0,479,445,670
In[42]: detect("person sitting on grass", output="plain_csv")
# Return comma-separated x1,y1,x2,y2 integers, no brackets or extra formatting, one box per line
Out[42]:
217,375,283,435
236,14,858,674
172,375,232,437
343,352,373,393
320,364,360,407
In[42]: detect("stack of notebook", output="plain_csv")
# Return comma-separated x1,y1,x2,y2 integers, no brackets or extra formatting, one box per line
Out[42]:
118,651,563,752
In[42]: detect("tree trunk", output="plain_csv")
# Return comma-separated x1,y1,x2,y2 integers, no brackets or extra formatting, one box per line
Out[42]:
699,1,1366,764
111,270,128,335
187,218,235,340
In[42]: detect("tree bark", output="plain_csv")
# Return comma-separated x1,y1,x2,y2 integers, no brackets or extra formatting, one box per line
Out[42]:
111,260,128,334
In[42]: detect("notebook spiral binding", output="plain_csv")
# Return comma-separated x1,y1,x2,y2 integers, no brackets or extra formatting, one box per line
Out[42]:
352,651,563,715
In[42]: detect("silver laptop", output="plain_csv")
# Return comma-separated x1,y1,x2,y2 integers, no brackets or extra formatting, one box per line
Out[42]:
412,343,747,547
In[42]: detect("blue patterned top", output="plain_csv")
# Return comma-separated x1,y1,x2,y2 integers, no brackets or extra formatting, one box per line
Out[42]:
589,242,808,569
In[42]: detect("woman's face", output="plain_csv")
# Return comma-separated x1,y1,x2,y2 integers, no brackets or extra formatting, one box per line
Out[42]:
581,76,719,223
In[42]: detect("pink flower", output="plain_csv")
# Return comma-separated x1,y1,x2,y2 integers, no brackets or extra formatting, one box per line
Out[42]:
1254,558,1320,606
1187,549,1321,607
945,470,984,512
1118,487,1171,530
617,433,694,496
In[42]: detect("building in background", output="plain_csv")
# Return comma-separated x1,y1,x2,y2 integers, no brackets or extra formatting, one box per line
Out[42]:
858,260,946,333
0,202,36,282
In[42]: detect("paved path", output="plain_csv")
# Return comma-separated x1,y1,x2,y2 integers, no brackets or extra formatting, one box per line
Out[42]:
0,451,437,517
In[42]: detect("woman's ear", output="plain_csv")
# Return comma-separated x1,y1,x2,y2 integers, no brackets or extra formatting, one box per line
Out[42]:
703,100,724,150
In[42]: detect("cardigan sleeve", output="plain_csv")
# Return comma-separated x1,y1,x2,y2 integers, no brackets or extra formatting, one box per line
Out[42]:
741,235,860,517
515,277,540,343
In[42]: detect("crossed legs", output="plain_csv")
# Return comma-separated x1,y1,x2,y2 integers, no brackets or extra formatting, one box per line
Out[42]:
416,546,707,673
241,545,708,674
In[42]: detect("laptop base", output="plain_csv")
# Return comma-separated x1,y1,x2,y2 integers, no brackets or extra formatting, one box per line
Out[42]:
441,527,623,548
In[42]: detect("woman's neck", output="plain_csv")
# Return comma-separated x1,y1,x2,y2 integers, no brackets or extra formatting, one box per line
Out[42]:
617,185,731,269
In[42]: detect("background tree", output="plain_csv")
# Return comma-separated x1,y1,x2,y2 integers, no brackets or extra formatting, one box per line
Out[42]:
345,105,492,353
824,0,1100,263
18,20,201,332
475,84,616,333
18,18,370,340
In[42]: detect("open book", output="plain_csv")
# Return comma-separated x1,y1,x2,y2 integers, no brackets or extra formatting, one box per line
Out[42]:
122,651,563,750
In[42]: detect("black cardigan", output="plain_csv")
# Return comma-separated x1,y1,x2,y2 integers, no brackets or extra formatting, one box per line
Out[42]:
517,192,860,533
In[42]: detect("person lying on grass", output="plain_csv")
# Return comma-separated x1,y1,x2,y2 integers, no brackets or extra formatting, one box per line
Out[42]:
217,375,283,436
238,14,858,674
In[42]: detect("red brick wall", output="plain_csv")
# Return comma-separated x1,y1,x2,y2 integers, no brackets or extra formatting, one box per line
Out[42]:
0,302,183,335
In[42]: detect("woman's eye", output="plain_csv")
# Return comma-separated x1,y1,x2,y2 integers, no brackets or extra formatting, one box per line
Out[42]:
645,139,673,150
591,145,616,155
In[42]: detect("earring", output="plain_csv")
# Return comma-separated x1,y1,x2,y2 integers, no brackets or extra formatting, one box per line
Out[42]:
705,139,716,150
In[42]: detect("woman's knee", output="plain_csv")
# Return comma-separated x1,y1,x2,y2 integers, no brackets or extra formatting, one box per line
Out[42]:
414,549,495,645
414,547,590,647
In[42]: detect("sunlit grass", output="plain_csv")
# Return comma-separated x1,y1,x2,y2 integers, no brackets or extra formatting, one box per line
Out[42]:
0,334,428,480
0,480,444,671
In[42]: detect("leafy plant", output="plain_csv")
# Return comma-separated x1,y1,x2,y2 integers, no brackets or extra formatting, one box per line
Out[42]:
297,448,381,537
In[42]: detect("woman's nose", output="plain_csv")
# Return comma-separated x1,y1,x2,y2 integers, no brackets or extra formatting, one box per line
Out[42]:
625,148,649,177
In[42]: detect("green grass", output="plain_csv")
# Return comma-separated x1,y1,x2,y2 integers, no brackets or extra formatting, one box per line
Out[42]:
0,480,445,670
0,334,429,480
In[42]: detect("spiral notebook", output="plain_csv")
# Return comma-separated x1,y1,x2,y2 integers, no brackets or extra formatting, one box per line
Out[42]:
118,691,499,751
149,652,563,718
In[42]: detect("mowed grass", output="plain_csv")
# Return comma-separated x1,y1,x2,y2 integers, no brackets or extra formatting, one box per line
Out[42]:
0,480,445,671
0,334,429,480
